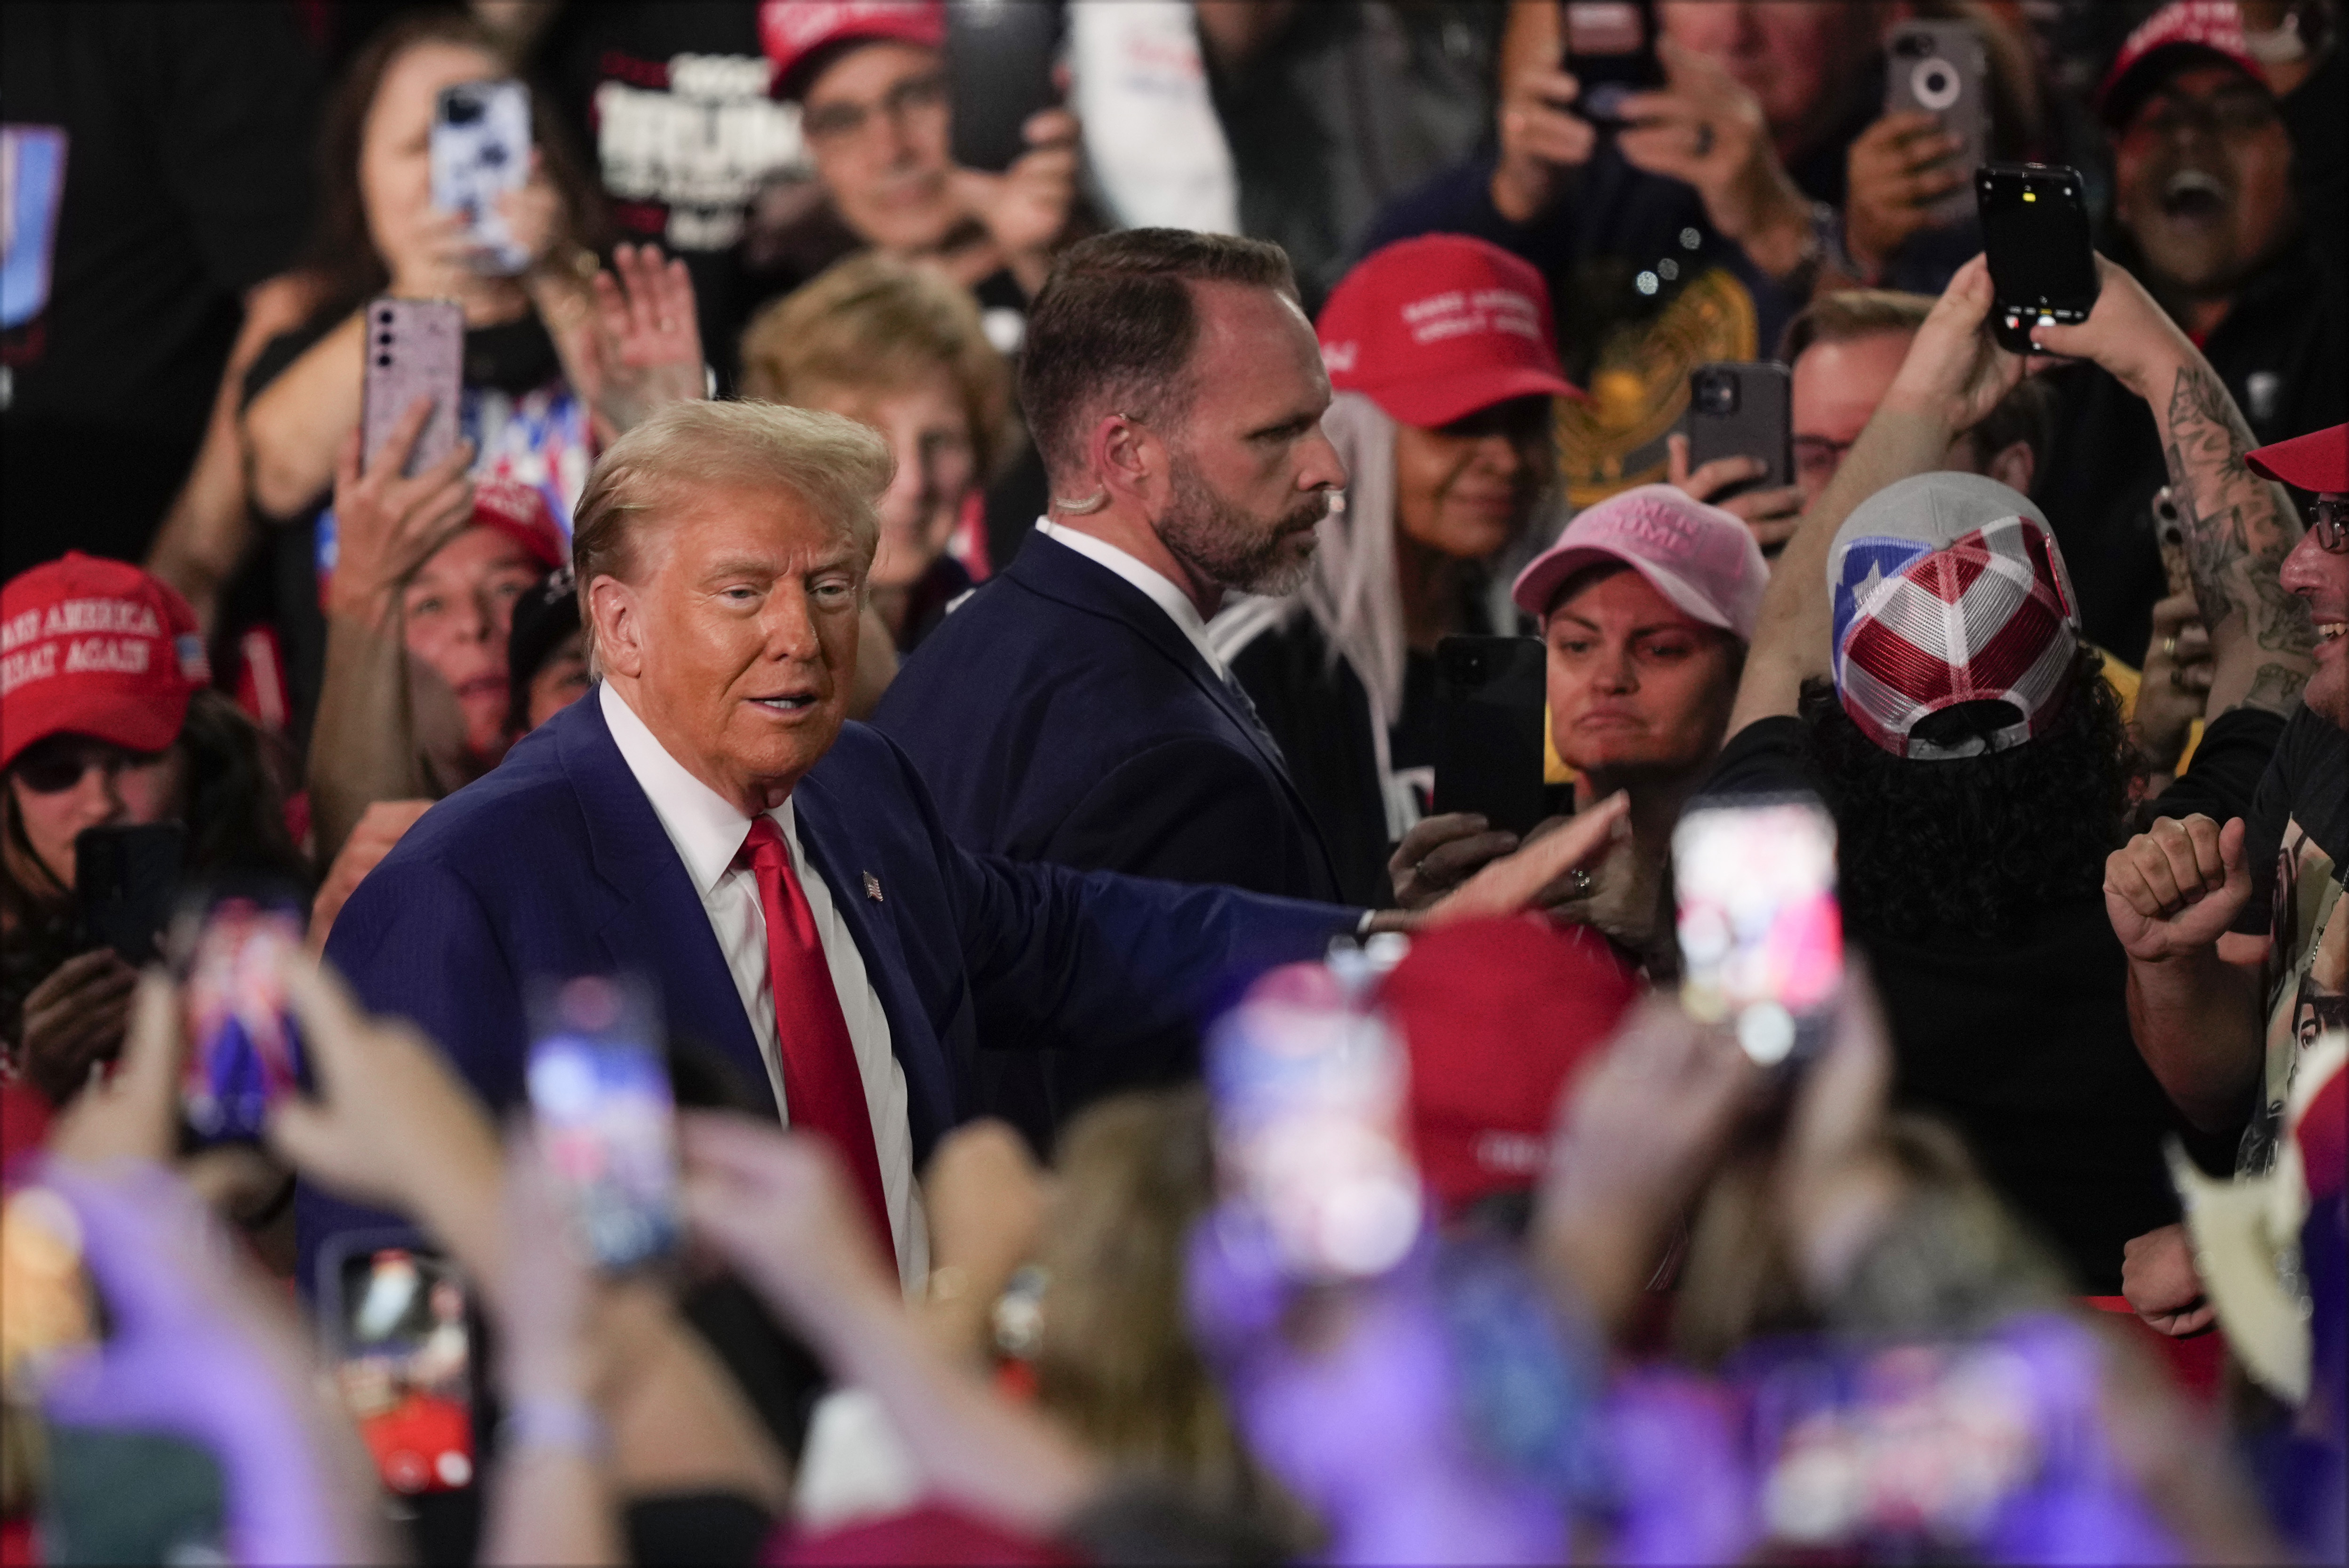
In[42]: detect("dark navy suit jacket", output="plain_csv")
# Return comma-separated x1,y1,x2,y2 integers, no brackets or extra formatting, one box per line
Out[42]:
870,533,1347,1141
302,688,1355,1276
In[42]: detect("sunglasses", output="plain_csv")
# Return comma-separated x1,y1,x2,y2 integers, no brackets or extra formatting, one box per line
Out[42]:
8,738,167,796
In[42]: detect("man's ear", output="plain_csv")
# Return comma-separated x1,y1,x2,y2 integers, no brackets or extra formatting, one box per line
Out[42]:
1985,439,2035,497
586,575,646,680
1090,411,1164,511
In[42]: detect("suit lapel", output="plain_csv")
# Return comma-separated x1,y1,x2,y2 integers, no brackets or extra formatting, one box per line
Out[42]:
1013,535,1301,787
553,693,778,1118
789,778,927,1067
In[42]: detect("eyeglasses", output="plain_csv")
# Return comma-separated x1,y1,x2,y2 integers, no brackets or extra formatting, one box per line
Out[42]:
799,71,949,146
2311,494,2349,554
8,738,164,796
2128,87,2279,141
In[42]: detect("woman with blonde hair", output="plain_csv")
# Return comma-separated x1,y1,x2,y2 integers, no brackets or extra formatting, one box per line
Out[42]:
739,253,1019,655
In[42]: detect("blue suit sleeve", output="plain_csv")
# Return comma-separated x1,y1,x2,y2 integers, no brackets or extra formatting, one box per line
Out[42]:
299,857,527,1291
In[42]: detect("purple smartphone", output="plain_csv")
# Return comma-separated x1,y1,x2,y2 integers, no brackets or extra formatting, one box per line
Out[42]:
360,296,464,478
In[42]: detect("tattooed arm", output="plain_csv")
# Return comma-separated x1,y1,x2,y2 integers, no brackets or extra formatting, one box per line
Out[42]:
2036,259,2314,718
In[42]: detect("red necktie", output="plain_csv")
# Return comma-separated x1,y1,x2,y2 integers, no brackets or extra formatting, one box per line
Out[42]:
738,816,894,1255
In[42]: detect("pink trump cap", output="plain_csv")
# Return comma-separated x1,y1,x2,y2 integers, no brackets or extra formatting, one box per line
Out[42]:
1510,484,1768,641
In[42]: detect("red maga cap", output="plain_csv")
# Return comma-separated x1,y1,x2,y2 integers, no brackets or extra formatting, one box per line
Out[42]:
1316,234,1580,430
1,553,209,772
2097,0,2265,126
1376,918,1640,1213
468,475,568,572
759,0,946,100
2247,422,2349,494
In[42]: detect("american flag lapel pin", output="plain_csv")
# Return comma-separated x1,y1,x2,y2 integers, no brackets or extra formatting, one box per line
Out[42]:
863,872,884,904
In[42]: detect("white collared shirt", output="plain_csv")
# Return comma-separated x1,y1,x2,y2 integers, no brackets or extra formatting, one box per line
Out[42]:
1034,517,1229,678
599,683,927,1286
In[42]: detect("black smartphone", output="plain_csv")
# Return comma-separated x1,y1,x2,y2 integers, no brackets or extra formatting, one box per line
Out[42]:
1885,21,1988,227
1687,362,1793,501
1561,0,1664,129
948,0,1062,173
1977,163,2100,354
74,822,185,965
1432,635,1550,836
320,1234,481,1496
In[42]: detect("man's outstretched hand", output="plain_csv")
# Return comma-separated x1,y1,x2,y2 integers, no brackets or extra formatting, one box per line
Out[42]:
1377,791,1632,932
2104,813,2254,963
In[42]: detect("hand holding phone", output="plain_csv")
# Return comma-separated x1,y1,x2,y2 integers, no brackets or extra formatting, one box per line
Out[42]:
527,976,680,1272
1673,796,1844,1067
360,297,464,478
1561,1,1665,129
1684,362,1793,502
1880,21,1988,228
75,823,185,965
322,1238,479,1495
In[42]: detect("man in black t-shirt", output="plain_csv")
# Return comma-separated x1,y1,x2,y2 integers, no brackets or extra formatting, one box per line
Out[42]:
1,1,319,578
1692,255,2311,1293
2109,422,2347,1336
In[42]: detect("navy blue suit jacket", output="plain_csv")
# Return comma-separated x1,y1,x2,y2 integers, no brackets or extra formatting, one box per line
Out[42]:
303,688,1355,1276
872,533,1342,901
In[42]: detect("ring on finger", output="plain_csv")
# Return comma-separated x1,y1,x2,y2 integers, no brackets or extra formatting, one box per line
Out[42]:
2161,633,2179,660
1692,122,1716,158
2170,667,2188,689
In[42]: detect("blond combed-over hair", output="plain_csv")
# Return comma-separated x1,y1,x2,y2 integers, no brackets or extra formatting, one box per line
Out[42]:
571,400,894,664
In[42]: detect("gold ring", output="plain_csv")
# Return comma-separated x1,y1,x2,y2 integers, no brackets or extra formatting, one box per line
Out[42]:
2161,633,2179,660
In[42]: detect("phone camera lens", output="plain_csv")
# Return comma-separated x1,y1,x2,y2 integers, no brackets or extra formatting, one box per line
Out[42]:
375,354,393,368
1912,59,1961,111
1894,33,1932,58
444,98,483,126
1694,371,1738,416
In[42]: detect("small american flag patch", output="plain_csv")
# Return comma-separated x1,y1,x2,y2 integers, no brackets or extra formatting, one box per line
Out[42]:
863,872,883,903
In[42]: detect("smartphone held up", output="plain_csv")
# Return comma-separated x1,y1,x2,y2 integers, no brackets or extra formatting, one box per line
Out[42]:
176,891,309,1144
431,80,532,274
526,975,681,1272
1673,796,1844,1069
1978,163,2100,354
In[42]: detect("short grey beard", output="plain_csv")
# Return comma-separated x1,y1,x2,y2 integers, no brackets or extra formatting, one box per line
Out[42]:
1160,457,1326,599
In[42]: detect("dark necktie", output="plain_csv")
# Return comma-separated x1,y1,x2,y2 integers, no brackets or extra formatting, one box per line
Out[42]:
738,816,893,1254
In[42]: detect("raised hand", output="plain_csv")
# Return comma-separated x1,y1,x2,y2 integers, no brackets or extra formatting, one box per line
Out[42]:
1616,40,1812,280
540,243,707,445
328,400,475,624
2104,814,2255,963
950,109,1080,296
1411,790,1631,928
1884,254,2026,433
1842,111,1968,278
1668,433,1805,551
17,950,139,1108
2121,1223,2214,1337
1491,63,1597,224
1387,812,1522,912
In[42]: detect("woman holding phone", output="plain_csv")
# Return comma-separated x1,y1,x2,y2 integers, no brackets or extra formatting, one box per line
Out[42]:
238,13,701,764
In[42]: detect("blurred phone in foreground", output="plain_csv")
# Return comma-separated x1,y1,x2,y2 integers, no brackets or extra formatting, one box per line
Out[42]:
1432,634,1550,835
74,822,185,965
527,975,680,1271
431,79,532,274
360,296,464,478
1561,0,1664,129
1977,162,2099,354
321,1235,478,1496
1673,797,1844,1067
1207,952,1421,1282
947,0,1062,171
175,890,307,1144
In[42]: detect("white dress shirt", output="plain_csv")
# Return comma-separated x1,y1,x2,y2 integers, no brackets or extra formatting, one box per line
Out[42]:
1034,517,1229,678
599,683,927,1286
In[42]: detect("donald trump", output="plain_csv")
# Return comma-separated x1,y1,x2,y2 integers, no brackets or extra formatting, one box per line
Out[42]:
310,400,1624,1281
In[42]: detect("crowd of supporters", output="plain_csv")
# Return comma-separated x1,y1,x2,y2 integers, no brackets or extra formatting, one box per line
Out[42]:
1,2,2344,1564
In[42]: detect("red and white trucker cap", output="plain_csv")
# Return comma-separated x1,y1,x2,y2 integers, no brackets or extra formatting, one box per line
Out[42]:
759,0,946,100
1827,472,2081,760
1,553,210,772
1316,234,1580,430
